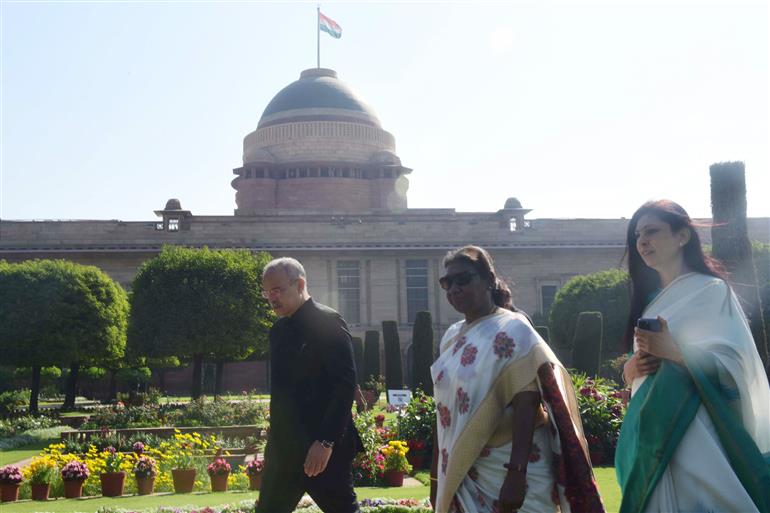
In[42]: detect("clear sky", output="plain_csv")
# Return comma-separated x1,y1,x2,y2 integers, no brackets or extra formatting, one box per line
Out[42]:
1,0,768,222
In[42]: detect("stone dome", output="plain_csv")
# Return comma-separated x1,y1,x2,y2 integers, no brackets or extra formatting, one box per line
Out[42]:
257,68,381,128
504,197,523,209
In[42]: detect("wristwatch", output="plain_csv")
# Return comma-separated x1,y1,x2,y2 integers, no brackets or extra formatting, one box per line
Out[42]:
319,439,335,449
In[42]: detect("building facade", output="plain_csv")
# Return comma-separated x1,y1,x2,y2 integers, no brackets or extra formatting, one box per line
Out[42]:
2,68,768,392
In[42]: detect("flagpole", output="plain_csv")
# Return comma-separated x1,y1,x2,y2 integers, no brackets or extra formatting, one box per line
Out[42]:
316,5,320,68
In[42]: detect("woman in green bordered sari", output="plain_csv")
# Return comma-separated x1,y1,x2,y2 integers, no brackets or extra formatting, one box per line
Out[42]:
616,200,770,513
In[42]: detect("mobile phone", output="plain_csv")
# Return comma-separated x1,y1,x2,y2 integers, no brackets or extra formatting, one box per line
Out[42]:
637,318,662,332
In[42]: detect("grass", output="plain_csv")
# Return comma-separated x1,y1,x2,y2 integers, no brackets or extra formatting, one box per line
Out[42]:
0,427,72,465
0,485,430,513
0,469,622,513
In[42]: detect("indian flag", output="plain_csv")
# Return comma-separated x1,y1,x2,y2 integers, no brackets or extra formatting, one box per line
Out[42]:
319,12,342,39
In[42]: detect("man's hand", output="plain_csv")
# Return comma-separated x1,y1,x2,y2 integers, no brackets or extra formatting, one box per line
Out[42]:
498,468,526,513
304,441,333,477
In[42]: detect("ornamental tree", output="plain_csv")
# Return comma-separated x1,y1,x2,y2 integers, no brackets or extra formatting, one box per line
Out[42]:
0,259,128,413
127,246,273,399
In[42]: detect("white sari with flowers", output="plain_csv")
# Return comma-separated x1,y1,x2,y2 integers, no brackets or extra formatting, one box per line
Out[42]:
431,309,603,513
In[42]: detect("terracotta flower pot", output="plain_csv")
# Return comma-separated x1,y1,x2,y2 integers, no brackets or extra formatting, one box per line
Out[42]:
136,476,155,496
384,470,404,487
1,483,21,502
210,472,229,492
31,483,50,501
172,468,196,493
64,479,85,498
100,471,126,497
248,472,262,491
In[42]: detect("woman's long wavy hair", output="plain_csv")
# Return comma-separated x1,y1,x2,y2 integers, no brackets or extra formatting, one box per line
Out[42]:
622,200,727,351
442,245,526,318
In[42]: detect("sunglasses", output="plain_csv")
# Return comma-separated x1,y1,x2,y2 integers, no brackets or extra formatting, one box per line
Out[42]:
439,271,478,291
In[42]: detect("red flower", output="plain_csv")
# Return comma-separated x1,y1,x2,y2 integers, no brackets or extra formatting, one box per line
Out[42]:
438,402,451,428
493,332,515,359
452,336,467,355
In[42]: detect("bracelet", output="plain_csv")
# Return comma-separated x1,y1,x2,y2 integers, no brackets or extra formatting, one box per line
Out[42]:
429,477,438,482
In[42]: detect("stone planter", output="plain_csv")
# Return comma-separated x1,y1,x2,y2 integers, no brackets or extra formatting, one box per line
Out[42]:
210,472,229,492
31,483,50,501
100,471,126,497
248,472,262,491
172,468,196,493
136,476,155,496
63,479,86,498
0,483,21,502
384,470,404,487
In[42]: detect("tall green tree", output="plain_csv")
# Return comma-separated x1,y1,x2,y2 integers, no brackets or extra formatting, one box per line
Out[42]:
548,269,629,358
382,321,403,390
411,311,434,395
128,246,273,399
710,161,769,369
0,260,128,413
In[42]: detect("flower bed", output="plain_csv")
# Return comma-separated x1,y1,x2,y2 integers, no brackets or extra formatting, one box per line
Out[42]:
571,372,625,462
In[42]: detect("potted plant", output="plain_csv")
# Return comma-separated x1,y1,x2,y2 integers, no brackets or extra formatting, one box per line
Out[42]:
406,438,427,470
60,460,90,498
207,455,231,492
358,375,385,410
99,447,127,497
374,413,385,428
132,456,157,496
168,431,207,493
245,458,264,490
0,465,23,502
24,456,57,501
381,440,412,487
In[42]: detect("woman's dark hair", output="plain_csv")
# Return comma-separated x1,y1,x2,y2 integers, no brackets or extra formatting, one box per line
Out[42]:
622,200,727,351
442,245,518,312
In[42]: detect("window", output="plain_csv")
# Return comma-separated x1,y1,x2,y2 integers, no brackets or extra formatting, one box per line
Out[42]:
168,218,180,231
155,222,164,231
541,285,558,316
337,261,360,324
406,259,429,323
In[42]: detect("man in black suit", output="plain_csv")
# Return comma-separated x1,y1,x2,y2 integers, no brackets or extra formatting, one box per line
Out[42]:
256,257,362,513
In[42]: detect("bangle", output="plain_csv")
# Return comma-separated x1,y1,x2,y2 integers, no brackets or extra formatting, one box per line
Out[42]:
429,477,438,482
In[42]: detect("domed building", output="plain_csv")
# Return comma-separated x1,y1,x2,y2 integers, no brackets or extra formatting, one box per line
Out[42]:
232,68,410,213
2,67,768,395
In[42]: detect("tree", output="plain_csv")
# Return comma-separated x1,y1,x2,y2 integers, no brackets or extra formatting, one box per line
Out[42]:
710,162,769,369
571,311,604,375
382,321,403,391
128,246,273,399
351,337,364,386
411,311,434,395
0,259,128,413
548,269,629,359
363,330,381,384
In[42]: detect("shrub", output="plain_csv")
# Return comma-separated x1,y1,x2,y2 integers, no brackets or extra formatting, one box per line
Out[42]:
133,456,158,479
0,414,61,437
411,311,434,395
352,408,386,486
207,457,231,476
24,456,58,484
351,337,364,386
382,321,403,391
245,459,263,476
0,464,23,484
381,440,412,473
549,269,628,358
363,330,381,383
571,372,625,458
571,311,604,376
395,389,435,445
0,389,29,415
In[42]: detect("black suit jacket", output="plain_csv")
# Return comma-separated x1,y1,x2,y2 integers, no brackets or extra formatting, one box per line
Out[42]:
268,298,362,458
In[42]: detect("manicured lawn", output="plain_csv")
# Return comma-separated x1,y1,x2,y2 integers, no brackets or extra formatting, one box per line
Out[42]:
0,440,51,465
0,469,621,513
0,485,430,513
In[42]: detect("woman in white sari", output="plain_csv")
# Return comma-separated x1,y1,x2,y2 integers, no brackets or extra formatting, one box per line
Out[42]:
429,246,604,513
616,200,770,513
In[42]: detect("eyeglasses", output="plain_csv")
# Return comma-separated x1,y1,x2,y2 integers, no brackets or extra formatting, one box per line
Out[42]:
261,280,297,299
438,271,478,291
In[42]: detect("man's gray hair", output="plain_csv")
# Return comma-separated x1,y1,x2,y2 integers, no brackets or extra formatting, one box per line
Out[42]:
263,257,307,282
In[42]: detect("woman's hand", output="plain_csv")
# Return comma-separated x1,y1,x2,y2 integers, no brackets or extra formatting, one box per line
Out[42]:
634,317,683,364
498,468,526,513
623,351,662,384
